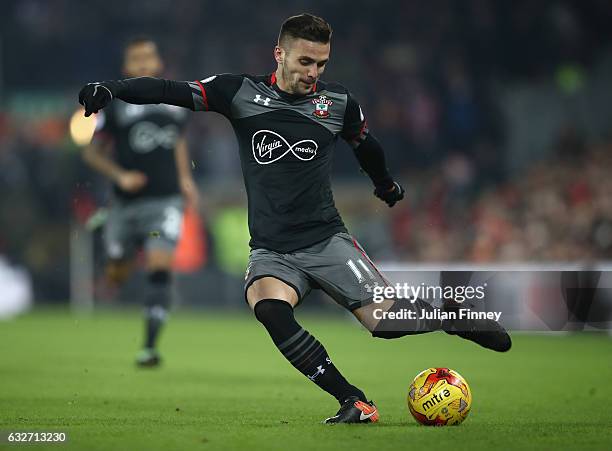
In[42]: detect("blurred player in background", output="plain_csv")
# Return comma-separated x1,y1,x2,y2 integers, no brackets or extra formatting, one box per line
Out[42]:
79,14,509,422
82,37,199,367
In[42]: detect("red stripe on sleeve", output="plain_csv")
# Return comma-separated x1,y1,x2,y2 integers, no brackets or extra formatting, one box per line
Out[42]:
194,80,209,110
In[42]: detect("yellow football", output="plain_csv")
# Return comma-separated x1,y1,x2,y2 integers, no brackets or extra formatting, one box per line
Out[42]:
407,367,472,426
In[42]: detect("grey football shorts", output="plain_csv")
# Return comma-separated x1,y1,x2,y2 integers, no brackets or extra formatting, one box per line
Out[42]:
244,232,389,311
103,195,183,260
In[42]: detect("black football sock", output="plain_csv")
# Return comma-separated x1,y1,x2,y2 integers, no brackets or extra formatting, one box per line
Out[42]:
372,298,442,339
143,270,171,349
254,299,366,404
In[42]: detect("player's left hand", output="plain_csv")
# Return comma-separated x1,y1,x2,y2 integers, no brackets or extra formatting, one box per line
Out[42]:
78,82,114,116
374,181,405,207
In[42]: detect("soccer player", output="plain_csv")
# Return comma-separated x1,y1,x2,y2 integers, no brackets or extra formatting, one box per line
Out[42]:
79,14,511,422
82,37,199,367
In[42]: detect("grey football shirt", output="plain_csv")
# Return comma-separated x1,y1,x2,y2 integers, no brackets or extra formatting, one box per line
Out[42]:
189,73,368,253
93,102,189,201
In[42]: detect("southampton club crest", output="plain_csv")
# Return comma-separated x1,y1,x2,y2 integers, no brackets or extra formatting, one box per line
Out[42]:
312,95,333,119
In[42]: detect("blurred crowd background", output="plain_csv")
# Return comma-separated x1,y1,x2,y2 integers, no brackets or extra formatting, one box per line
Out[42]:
1,0,612,303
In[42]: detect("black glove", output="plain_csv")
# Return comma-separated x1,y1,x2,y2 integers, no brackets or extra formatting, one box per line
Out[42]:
78,82,114,116
374,181,405,207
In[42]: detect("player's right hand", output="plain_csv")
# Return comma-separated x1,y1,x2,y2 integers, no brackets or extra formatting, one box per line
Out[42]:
374,181,405,207
78,82,114,117
117,171,148,193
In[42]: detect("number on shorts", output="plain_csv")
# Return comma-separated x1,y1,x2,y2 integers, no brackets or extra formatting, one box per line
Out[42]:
161,206,181,239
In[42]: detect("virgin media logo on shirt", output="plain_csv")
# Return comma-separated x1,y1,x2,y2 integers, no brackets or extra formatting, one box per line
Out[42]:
251,130,318,165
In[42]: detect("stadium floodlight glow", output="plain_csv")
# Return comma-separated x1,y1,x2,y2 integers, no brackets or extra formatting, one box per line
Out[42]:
69,108,96,146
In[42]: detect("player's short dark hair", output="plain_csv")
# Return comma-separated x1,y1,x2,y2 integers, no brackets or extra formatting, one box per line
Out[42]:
278,14,332,47
123,36,159,54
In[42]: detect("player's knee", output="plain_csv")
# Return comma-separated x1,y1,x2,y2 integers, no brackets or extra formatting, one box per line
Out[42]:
352,301,388,333
148,270,170,286
253,299,294,325
246,278,299,310
145,270,171,308
146,248,175,272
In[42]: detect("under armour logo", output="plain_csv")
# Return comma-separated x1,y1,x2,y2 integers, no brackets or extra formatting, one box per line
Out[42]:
308,365,326,381
253,95,270,106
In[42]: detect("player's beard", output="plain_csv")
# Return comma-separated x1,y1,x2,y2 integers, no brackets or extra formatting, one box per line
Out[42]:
293,78,315,95
282,65,311,95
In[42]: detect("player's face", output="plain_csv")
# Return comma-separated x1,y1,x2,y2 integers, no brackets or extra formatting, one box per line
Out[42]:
122,42,163,78
276,38,330,95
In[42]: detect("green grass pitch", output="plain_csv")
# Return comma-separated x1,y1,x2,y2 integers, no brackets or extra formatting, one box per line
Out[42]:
1,309,611,450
